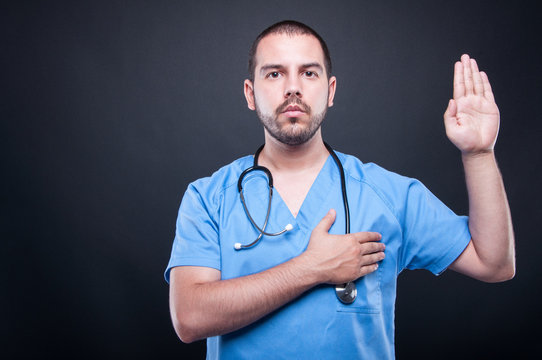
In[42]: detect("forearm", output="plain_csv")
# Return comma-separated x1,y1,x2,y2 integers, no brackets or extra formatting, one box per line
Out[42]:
170,211,384,343
170,255,319,343
462,151,515,280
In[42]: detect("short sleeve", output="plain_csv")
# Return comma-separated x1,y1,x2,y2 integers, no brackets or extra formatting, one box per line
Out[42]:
400,180,471,275
164,182,221,283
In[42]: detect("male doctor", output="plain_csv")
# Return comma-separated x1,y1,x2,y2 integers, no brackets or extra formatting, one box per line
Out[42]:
165,20,515,359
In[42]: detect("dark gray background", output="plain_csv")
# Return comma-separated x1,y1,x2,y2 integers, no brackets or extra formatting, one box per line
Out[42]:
3,0,541,358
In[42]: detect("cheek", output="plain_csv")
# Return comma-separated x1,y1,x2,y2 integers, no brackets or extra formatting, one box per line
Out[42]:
254,89,277,113
310,89,329,112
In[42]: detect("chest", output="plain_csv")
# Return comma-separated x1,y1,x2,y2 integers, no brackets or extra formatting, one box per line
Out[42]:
219,165,403,282
273,171,320,218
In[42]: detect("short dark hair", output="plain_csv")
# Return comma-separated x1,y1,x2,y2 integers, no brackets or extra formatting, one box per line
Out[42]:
248,20,332,82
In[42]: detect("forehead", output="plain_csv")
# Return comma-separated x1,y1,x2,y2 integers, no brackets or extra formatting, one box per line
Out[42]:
254,33,325,69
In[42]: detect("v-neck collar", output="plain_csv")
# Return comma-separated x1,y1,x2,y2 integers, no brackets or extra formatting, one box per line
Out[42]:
271,154,338,233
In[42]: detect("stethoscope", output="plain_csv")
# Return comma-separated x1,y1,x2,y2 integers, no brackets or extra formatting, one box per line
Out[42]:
235,142,357,305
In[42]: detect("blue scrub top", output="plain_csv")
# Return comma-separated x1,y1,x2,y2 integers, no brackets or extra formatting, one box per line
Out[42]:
165,152,471,359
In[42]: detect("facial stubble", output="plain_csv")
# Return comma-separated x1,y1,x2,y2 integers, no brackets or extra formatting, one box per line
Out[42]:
255,95,328,146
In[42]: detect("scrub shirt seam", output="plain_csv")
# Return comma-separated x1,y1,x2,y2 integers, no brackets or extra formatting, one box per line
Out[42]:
205,155,254,221
357,176,405,276
340,158,406,276
212,178,241,272
342,169,403,233
425,224,471,275
171,256,222,270
337,155,399,219
207,160,250,226
210,156,257,271
330,168,386,313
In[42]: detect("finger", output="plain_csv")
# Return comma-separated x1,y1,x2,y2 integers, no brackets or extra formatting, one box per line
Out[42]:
360,251,386,267
351,231,382,244
453,61,465,99
360,241,386,255
359,263,380,277
462,54,473,95
471,58,484,95
314,209,336,233
480,71,495,102
443,99,457,126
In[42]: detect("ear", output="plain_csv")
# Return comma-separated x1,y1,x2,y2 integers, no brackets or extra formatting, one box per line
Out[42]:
327,76,337,107
244,79,256,110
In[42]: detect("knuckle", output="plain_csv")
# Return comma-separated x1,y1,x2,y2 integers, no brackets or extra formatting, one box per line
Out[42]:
350,245,361,257
349,233,361,243
361,242,376,253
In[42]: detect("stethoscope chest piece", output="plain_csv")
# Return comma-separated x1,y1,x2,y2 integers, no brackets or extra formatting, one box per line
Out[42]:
335,281,357,304
238,143,357,304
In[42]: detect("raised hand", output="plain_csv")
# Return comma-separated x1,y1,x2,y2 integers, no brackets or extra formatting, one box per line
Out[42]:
443,54,500,156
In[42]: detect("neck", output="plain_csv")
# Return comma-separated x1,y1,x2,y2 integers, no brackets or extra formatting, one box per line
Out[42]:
258,130,329,173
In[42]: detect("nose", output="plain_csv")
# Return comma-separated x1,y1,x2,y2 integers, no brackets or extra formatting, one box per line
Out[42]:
284,75,302,98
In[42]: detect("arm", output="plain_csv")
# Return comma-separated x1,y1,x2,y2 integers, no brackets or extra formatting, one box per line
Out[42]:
444,54,515,282
169,209,385,343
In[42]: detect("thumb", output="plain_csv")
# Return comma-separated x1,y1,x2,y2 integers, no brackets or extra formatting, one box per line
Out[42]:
314,209,336,233
443,99,457,125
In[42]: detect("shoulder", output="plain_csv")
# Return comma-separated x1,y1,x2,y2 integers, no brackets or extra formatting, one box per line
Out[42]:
335,151,426,214
337,151,419,192
185,155,253,205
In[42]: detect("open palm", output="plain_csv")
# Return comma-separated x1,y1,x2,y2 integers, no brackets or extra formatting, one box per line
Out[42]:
444,54,500,155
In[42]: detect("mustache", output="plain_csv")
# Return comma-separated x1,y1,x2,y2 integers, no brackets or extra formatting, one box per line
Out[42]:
275,97,311,115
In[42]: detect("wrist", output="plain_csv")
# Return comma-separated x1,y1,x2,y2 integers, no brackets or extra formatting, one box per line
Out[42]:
461,149,496,164
291,252,325,287
461,149,501,181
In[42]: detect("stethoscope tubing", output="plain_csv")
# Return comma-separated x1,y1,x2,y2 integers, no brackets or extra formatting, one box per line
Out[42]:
237,163,290,250
236,142,357,304
324,142,350,235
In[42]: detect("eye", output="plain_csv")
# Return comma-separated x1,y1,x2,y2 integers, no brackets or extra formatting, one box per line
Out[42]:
267,71,281,79
304,71,317,78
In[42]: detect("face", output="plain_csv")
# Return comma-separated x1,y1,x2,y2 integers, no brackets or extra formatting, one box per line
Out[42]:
244,33,336,146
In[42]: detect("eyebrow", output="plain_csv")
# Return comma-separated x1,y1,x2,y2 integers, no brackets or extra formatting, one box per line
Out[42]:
259,64,284,75
259,62,324,75
300,63,324,72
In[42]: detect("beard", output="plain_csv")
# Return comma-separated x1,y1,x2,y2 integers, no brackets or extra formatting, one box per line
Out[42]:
255,96,328,146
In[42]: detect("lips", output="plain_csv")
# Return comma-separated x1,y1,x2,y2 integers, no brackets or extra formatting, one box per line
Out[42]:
277,100,309,115
283,105,303,113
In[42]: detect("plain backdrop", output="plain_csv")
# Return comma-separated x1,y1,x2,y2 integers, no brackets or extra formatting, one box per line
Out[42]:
3,1,541,358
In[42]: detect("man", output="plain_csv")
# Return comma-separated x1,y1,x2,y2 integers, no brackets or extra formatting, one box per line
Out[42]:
165,20,515,359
